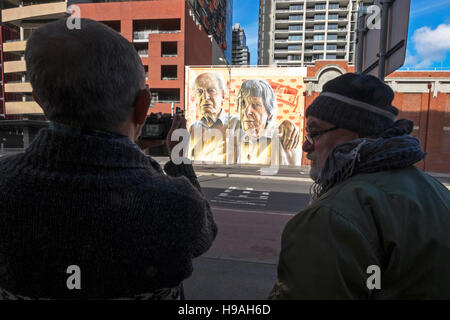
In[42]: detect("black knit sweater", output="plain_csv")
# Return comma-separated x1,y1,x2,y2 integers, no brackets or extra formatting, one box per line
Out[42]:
0,123,217,299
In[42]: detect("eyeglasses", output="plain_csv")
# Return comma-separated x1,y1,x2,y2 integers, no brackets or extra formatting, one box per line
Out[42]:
305,126,339,145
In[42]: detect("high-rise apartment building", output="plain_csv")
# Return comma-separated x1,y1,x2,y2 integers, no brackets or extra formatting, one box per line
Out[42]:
258,0,373,66
232,23,250,65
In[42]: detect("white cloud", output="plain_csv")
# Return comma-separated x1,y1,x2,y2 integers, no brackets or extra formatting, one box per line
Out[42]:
409,24,450,68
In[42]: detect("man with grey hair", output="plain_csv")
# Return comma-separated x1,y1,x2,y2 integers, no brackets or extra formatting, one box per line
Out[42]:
237,79,302,166
0,18,217,300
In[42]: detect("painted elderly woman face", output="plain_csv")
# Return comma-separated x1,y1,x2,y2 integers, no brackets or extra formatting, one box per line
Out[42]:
241,96,269,139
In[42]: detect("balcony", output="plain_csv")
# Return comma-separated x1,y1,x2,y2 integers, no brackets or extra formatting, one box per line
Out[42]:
4,82,33,93
3,60,26,74
137,50,149,58
274,39,289,43
5,101,43,115
133,30,181,42
161,42,177,57
328,7,350,12
1,2,68,27
161,65,177,81
274,49,289,54
275,28,289,33
3,40,27,53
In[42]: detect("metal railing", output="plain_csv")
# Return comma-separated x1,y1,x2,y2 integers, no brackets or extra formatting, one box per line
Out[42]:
133,30,181,39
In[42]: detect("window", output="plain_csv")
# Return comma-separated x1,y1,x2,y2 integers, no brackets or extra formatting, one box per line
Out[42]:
289,35,302,41
314,24,325,30
313,54,324,59
314,34,324,41
288,45,301,51
313,44,324,50
101,20,121,33
161,65,177,80
328,34,338,40
289,25,302,31
133,19,181,39
328,14,339,20
315,14,325,20
290,5,303,11
329,3,339,9
327,44,337,50
326,54,337,59
161,42,177,57
288,55,301,61
328,24,338,30
315,4,326,10
289,15,303,21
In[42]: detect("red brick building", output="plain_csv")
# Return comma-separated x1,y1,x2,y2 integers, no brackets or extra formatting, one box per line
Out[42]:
303,61,450,174
76,0,217,114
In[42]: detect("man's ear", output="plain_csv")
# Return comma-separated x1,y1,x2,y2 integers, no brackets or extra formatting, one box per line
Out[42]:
133,89,151,125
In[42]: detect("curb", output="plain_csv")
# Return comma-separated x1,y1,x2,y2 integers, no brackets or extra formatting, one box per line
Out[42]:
196,171,450,190
196,171,314,182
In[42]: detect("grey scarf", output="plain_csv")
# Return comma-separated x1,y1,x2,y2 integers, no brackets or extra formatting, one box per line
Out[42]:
311,119,426,201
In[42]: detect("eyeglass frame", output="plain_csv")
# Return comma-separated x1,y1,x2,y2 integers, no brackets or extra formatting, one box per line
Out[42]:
304,126,339,145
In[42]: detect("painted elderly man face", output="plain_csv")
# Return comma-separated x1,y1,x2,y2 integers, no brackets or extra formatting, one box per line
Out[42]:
241,96,270,139
194,73,225,125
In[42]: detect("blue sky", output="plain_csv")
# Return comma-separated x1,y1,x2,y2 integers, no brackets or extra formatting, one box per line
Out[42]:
233,0,450,69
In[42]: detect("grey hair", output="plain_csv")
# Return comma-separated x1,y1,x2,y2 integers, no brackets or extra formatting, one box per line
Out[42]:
195,72,226,91
237,79,277,121
25,18,145,131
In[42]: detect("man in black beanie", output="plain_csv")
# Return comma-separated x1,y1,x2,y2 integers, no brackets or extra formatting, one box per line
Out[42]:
269,73,450,299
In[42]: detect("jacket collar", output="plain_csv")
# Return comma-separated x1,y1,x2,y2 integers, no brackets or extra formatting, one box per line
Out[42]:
25,122,157,170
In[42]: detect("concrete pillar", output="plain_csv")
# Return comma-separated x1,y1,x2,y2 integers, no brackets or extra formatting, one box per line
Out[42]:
23,127,30,148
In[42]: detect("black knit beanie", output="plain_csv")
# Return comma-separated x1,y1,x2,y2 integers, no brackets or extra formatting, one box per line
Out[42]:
305,73,399,137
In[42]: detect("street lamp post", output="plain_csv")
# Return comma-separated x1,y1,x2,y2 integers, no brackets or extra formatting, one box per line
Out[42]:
219,57,232,165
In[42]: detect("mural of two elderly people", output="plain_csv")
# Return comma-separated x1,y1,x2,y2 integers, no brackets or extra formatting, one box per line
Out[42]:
189,73,302,166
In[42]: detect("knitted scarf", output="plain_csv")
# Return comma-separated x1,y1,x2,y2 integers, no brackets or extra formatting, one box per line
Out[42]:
311,119,427,201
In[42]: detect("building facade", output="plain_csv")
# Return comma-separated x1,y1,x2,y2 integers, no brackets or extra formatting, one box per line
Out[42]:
232,23,250,65
186,0,233,63
258,0,373,67
0,0,221,148
303,61,450,174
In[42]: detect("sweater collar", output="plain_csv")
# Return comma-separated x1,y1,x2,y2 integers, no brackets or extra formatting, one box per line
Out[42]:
25,122,156,169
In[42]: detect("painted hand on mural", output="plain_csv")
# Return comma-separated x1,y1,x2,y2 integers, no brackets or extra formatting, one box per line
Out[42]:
279,120,300,151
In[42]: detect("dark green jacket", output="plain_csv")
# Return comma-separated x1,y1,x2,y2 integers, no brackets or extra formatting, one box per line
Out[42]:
270,166,450,299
